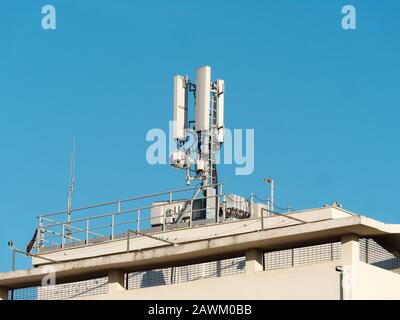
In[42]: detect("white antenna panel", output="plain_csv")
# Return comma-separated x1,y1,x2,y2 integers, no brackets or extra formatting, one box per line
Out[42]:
195,66,211,132
173,75,188,141
216,79,224,142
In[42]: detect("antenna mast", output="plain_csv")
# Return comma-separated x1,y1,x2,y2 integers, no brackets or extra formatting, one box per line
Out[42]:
170,66,224,221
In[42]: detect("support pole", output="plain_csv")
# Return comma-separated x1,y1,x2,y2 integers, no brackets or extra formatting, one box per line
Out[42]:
270,179,274,211
10,249,15,300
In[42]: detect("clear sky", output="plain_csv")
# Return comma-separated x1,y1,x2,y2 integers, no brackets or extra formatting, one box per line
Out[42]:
0,0,399,272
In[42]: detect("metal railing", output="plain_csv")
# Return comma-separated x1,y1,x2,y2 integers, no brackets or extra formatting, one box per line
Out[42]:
36,183,226,252
35,183,302,254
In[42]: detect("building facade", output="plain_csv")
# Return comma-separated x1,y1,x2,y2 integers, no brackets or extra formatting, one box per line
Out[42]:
1,206,400,300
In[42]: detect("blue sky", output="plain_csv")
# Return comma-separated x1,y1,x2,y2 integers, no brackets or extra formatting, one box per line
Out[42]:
0,0,399,272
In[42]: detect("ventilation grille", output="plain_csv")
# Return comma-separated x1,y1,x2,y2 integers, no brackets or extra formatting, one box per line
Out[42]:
126,256,245,290
264,242,341,270
360,238,400,274
8,276,108,300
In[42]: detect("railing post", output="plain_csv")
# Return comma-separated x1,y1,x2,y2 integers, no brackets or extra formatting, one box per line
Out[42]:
86,219,89,245
127,230,130,253
189,199,193,227
250,193,254,218
223,196,226,222
137,209,141,233
163,211,166,231
111,213,115,240
260,208,264,231
61,224,65,249
216,193,219,222
38,217,43,252
218,183,223,223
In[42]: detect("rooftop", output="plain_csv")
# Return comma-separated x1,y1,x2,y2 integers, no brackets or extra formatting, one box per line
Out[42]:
2,205,400,290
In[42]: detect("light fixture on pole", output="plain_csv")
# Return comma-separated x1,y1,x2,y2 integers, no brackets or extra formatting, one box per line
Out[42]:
7,240,16,300
7,240,16,272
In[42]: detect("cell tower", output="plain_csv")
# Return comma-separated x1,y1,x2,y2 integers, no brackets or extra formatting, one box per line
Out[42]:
170,66,224,219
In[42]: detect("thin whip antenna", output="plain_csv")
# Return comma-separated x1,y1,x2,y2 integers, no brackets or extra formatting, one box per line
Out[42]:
67,137,76,223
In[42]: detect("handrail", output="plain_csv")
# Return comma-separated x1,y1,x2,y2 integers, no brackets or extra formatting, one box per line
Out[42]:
38,183,223,218
36,185,224,249
40,193,222,228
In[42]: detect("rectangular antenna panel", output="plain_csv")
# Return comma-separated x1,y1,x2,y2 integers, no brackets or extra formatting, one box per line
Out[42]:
173,75,188,141
195,66,211,132
216,79,224,142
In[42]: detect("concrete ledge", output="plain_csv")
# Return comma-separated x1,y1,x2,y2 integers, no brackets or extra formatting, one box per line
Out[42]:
32,207,352,265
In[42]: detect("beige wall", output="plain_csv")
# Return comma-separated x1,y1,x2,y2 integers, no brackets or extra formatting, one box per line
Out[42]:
75,261,400,300
353,263,400,300
77,261,341,300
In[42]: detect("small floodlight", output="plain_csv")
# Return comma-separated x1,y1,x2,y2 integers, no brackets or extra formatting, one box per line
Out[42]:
7,240,15,249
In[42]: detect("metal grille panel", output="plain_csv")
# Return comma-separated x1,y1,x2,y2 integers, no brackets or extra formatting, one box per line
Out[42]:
126,256,245,290
360,238,400,274
264,242,341,271
8,276,108,300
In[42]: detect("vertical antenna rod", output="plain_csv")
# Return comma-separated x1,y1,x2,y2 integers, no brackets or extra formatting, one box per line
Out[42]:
67,137,76,224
